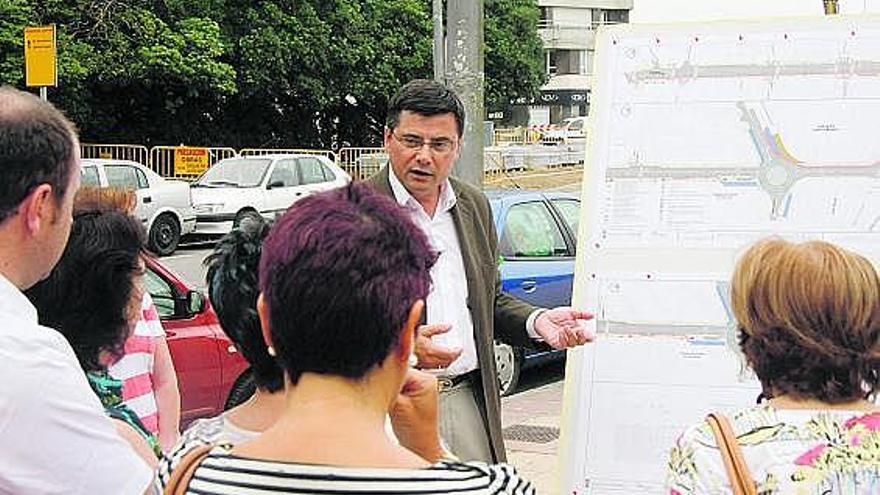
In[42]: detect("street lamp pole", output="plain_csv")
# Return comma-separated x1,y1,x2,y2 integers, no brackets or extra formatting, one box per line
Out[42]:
433,0,445,82
445,0,485,188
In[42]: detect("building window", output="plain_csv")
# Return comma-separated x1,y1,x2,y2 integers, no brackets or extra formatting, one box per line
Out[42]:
549,50,581,75
605,9,629,24
547,50,558,76
539,6,550,22
593,9,629,26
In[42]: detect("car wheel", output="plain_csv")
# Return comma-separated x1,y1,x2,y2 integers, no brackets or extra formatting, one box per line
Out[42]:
225,370,256,410
233,210,262,229
495,342,523,397
148,213,180,256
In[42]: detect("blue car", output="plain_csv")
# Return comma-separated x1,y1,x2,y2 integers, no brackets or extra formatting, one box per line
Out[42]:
487,189,581,395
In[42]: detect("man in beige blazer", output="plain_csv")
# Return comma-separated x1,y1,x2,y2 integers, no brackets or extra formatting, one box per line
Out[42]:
367,79,594,463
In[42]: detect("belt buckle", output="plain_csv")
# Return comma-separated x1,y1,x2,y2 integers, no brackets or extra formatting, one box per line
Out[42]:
438,376,455,393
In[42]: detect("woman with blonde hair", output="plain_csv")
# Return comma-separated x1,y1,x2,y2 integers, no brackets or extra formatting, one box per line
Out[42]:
666,239,879,494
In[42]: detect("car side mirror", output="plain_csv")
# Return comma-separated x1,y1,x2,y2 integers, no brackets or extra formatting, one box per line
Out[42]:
266,180,285,189
186,290,206,315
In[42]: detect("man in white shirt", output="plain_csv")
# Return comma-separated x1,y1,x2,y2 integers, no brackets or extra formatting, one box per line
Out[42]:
0,86,153,494
368,80,594,462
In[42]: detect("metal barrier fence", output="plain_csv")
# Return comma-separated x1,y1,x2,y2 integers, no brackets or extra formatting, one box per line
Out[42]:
79,143,581,183
494,128,526,146
484,149,507,178
80,144,150,166
149,146,237,179
239,148,336,162
484,144,584,173
333,145,581,181
493,127,543,147
337,147,386,180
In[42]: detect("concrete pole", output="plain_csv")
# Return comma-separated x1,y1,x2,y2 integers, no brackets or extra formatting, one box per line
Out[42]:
446,0,484,189
433,0,445,82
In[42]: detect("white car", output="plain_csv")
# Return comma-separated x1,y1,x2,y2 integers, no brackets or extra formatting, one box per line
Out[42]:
80,159,196,256
540,116,588,145
191,154,350,235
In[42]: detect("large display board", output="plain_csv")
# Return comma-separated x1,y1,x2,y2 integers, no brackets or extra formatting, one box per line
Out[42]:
557,16,880,494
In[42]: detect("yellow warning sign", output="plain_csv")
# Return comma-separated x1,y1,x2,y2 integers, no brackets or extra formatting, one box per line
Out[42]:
174,147,210,175
24,25,57,87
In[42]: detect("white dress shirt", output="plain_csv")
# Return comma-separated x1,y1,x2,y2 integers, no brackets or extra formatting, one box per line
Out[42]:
389,170,478,376
0,273,152,494
389,171,544,378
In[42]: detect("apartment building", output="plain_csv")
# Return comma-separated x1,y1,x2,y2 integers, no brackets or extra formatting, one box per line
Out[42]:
527,0,633,125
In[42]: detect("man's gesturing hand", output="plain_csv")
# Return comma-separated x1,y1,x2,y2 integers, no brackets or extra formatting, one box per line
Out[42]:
413,324,462,369
534,307,595,349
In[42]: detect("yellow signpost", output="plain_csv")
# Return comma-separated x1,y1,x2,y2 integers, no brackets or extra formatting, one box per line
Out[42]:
174,147,210,176
24,25,57,88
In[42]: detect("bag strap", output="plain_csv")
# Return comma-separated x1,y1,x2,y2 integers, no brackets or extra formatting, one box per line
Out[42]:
705,413,757,495
163,443,214,495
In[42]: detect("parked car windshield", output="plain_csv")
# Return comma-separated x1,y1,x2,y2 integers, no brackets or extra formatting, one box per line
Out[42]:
566,118,584,131
195,158,270,188
81,165,101,186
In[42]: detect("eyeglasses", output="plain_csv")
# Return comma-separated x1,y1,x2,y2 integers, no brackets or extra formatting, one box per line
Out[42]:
392,132,457,155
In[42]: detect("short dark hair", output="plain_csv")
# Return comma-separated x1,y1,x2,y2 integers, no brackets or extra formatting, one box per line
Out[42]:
386,79,465,137
25,210,146,372
0,86,78,223
205,216,283,393
732,239,880,404
259,182,437,385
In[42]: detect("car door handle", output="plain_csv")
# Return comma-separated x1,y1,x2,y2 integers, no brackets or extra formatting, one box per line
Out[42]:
142,196,152,204
521,281,537,293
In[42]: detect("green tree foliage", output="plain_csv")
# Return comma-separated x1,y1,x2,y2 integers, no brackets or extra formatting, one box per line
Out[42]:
0,0,544,148
485,0,546,118
208,0,433,148
0,0,32,85
0,0,236,144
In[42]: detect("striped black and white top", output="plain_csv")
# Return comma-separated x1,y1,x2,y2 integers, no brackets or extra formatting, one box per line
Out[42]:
157,443,535,495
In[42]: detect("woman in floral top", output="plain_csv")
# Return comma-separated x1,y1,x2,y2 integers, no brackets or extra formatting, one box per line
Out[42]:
666,239,880,495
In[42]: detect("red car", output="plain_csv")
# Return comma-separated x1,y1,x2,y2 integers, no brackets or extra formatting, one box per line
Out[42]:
143,257,250,425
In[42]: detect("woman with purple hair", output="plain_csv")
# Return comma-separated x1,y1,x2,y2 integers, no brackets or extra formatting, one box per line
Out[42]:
159,182,534,494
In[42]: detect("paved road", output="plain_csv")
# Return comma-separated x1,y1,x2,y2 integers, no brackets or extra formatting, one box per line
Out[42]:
160,245,213,289
502,370,566,494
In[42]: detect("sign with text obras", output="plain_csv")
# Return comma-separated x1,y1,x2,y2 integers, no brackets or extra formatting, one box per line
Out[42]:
174,147,209,175
24,25,57,87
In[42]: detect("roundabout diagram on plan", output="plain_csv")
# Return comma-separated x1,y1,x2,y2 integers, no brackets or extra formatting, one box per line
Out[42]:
590,22,880,247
